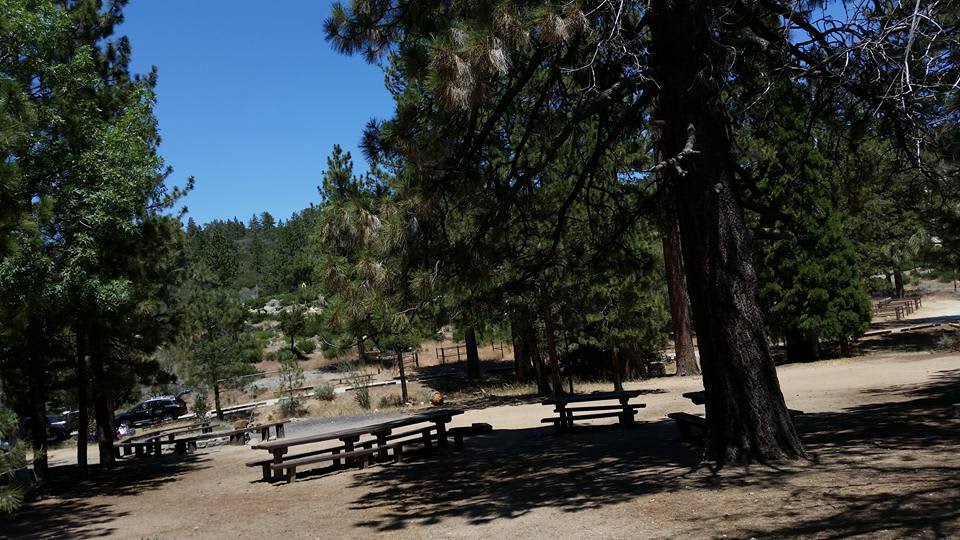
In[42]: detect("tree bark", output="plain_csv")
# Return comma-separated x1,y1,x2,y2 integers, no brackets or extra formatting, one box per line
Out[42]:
213,382,224,420
839,336,852,358
661,212,700,376
786,330,819,363
91,352,116,468
464,326,482,379
397,351,408,403
510,319,527,383
893,269,905,299
611,348,624,392
650,0,805,465
75,331,88,478
542,306,564,396
521,319,550,396
28,348,48,482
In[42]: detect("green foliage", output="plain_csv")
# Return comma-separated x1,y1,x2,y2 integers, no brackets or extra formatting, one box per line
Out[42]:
277,356,305,416
313,383,336,401
339,361,370,409
377,394,404,409
0,406,28,513
1,0,186,464
745,87,872,353
191,393,209,420
174,272,259,406
278,306,307,350
296,339,316,355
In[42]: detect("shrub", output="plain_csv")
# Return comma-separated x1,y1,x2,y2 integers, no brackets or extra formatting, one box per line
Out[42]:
277,355,305,417
264,349,297,364
296,339,316,354
338,360,371,409
278,397,305,417
377,394,404,409
0,407,28,513
192,393,210,419
314,383,336,401
936,330,960,352
354,385,371,410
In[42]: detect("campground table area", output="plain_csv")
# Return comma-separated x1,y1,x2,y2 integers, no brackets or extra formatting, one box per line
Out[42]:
682,390,804,415
251,409,464,483
541,390,646,431
671,390,806,443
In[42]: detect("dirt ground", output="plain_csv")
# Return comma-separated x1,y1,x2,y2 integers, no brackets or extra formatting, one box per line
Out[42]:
5,348,957,539
5,287,960,539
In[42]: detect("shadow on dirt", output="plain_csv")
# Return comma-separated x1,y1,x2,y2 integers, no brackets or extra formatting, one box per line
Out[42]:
3,452,210,539
345,368,960,537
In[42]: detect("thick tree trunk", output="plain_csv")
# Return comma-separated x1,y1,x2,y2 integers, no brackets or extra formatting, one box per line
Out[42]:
90,353,116,468
611,348,624,392
214,382,224,420
464,326,482,379
650,0,805,465
75,332,88,477
839,336,852,358
786,330,819,363
357,336,366,364
542,306,565,396
893,269,905,299
661,212,700,376
28,350,48,482
510,320,527,383
521,319,550,396
397,351,408,403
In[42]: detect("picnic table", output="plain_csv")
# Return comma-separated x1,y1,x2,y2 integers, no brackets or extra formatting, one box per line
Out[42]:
249,409,464,483
115,421,213,457
193,420,287,445
670,391,805,444
541,391,646,431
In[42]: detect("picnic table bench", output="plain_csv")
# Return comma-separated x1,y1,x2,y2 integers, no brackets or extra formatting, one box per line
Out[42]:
541,391,646,431
194,420,287,445
116,422,212,456
249,409,463,483
671,391,805,444
116,435,198,456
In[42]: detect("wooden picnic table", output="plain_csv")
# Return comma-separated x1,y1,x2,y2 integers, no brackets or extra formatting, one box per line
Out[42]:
541,390,646,431
115,421,213,457
194,420,287,445
682,390,803,415
251,409,463,482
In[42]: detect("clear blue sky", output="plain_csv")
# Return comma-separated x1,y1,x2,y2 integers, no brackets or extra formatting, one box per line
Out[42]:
120,1,394,226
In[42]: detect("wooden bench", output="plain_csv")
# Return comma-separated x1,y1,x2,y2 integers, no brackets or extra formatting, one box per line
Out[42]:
194,420,287,446
251,409,462,482
115,421,213,457
274,443,405,483
116,435,198,457
269,427,440,483
667,412,706,444
448,423,492,450
541,391,646,431
672,391,806,444
247,426,440,481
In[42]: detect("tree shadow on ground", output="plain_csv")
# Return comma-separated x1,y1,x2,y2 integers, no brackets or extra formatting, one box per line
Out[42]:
2,452,211,539
416,363,667,410
867,314,960,332
344,368,960,537
688,368,960,539
856,328,951,355
344,420,701,532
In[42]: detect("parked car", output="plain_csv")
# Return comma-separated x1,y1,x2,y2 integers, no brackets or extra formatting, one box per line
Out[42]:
114,391,189,427
19,415,72,443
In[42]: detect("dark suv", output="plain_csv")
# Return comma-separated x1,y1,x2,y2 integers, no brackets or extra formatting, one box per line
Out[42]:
115,392,189,427
18,415,72,443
